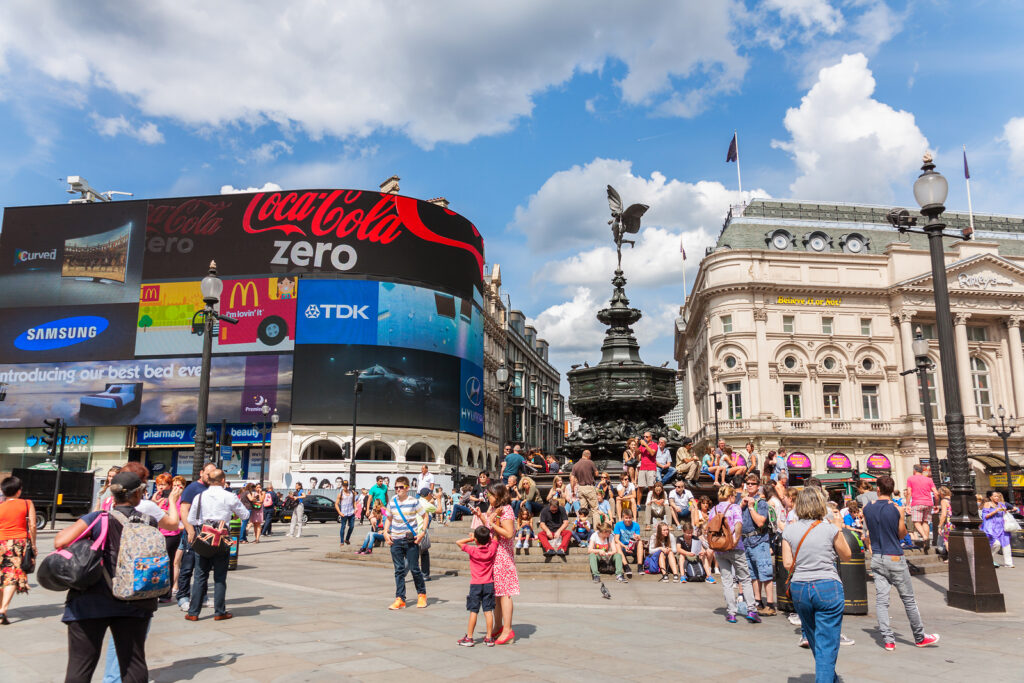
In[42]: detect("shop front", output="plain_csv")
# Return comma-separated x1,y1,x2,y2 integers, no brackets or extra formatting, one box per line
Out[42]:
0,426,128,476
131,423,271,481
865,453,893,480
786,452,812,485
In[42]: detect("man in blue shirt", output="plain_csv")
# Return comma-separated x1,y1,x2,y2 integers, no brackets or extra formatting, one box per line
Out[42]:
500,443,535,484
862,475,940,651
739,475,775,616
655,437,676,485
612,509,643,577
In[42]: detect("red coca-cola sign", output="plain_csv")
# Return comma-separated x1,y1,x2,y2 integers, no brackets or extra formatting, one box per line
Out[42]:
148,198,230,237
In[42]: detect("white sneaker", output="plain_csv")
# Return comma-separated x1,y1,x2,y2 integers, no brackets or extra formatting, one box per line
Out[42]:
840,634,855,646
787,612,802,626
178,598,190,612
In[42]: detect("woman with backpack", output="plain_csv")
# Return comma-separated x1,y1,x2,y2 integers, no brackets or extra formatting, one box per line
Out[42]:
707,484,760,624
0,476,36,625
54,470,181,683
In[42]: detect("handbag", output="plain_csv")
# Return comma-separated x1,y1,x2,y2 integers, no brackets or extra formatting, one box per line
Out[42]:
1004,510,1021,533
784,520,821,600
38,513,109,592
20,542,35,575
191,492,231,559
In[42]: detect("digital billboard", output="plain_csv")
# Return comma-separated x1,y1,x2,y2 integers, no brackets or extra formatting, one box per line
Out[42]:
135,276,297,356
142,190,484,298
292,345,458,431
0,201,147,308
0,303,139,364
0,354,292,429
459,359,484,437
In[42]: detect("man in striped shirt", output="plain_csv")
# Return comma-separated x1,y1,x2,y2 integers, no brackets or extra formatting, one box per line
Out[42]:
384,475,436,609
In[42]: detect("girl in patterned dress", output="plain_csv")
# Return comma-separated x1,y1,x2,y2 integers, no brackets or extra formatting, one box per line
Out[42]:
473,482,518,644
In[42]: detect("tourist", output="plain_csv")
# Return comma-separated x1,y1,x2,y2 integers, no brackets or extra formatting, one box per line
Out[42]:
519,476,544,516
782,487,852,682
538,500,571,557
668,480,694,528
469,472,493,514
675,438,701,484
248,485,264,543
622,437,640,485
647,522,679,581
766,482,787,534
456,525,498,646
451,485,475,522
703,450,726,486
588,521,627,582
862,475,940,651
383,476,435,609
572,508,593,547
261,483,278,536
334,480,357,549
0,476,35,624
740,474,776,616
615,472,638,521
176,462,215,612
185,469,249,621
655,437,676,485
613,508,643,577
982,491,1014,568
571,449,601,528
709,484,760,624
355,504,385,554
501,444,533,483
936,487,952,562
774,448,790,484
417,465,435,498
150,474,183,603
55,470,180,682
432,486,446,523
506,475,521,517
476,483,518,644
94,466,121,511
166,476,188,603
545,454,561,473
744,442,760,477
694,495,712,530
237,483,256,542
721,445,748,484
676,522,714,582
285,483,307,538
637,431,659,499
855,480,878,509
564,475,580,516
646,481,669,527
514,506,534,553
368,476,388,512
905,465,936,551
546,476,567,508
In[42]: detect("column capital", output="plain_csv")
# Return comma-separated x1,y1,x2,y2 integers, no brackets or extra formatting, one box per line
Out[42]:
898,309,917,323
753,308,768,322
954,312,973,326
1007,315,1024,329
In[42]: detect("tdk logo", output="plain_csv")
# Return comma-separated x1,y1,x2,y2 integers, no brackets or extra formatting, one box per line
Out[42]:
304,304,369,320
14,248,57,265
14,316,108,351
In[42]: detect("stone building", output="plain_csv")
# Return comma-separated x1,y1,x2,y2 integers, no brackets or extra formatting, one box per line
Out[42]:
506,311,565,455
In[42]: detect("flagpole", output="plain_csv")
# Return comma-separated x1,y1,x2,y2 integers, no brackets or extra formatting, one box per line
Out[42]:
680,240,688,320
963,144,975,236
734,130,743,197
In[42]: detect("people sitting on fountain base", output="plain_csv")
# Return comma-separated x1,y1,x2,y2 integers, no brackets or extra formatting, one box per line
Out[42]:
538,501,572,558
613,509,644,577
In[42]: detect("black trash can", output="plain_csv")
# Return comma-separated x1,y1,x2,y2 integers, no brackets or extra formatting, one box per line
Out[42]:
228,517,242,571
838,528,867,615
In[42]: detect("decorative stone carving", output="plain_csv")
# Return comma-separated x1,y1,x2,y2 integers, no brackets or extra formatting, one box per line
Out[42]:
753,308,768,322
954,312,972,326
899,309,917,323
1008,315,1024,329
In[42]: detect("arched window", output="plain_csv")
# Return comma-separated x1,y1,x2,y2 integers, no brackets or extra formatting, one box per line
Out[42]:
300,439,342,460
405,442,435,462
467,451,475,468
356,440,394,460
971,357,992,419
444,445,460,466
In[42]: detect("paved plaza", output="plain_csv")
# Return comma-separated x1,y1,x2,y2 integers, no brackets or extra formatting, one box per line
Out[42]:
3,521,1023,682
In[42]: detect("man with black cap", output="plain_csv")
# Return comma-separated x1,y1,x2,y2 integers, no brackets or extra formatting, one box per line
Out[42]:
675,438,700,484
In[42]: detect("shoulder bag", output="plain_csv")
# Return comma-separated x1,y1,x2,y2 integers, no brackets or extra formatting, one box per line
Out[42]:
191,492,231,559
19,499,35,574
784,520,822,599
37,513,109,592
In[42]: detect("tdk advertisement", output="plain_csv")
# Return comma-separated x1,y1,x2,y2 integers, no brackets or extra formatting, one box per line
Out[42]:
296,279,378,345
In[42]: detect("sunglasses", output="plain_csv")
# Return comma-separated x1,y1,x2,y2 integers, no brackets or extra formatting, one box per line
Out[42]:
395,485,407,490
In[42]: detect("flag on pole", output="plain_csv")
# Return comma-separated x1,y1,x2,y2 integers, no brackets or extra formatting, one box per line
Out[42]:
963,148,970,179
680,240,687,260
726,133,738,163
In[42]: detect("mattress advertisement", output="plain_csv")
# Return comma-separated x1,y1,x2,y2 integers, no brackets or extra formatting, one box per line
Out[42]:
0,354,292,429
0,303,139,364
135,276,297,356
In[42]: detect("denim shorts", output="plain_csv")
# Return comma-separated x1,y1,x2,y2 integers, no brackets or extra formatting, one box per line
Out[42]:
744,541,774,581
466,582,495,613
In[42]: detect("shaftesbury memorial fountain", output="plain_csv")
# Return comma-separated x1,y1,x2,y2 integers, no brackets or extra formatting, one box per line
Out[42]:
561,186,682,470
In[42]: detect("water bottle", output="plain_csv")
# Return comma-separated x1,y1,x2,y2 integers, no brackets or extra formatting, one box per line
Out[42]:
737,594,748,615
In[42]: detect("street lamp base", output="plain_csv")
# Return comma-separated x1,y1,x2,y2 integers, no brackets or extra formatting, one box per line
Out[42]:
946,529,1005,613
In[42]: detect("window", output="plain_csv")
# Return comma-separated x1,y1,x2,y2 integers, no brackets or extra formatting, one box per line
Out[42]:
553,401,560,421
823,384,841,419
966,326,988,342
722,315,733,333
862,384,880,420
861,358,874,372
822,356,837,371
783,315,794,334
783,383,802,418
724,355,737,369
783,355,797,369
919,368,939,416
971,357,992,419
725,382,742,420
513,371,523,397
861,318,871,335
918,324,936,340
822,317,833,334
529,381,537,407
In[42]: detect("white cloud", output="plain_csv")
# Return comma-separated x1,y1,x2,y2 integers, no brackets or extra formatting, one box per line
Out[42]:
772,53,928,204
220,182,282,194
0,2,748,147
90,113,164,144
527,287,605,358
242,140,293,164
511,157,766,252
762,0,843,34
1004,117,1024,175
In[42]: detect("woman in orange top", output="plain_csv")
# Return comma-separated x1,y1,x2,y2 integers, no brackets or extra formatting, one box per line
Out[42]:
0,475,36,624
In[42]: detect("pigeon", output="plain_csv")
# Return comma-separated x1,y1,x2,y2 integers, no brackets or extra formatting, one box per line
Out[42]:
570,364,581,370
584,361,590,368
660,361,669,368
600,582,611,600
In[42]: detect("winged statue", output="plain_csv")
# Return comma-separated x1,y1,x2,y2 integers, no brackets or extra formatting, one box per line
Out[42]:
607,185,649,267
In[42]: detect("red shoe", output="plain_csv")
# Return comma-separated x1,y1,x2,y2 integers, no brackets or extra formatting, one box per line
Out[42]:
915,634,940,647
495,629,515,645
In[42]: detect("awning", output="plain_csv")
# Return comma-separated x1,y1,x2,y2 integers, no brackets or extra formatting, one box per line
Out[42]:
969,454,1024,470
813,472,855,483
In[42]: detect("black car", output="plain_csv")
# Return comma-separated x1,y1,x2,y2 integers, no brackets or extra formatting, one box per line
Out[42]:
277,494,341,524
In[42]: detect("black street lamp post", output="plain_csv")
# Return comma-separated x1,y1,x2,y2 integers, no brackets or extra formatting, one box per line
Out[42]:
709,387,722,446
903,328,941,545
891,154,1004,612
258,404,277,490
345,371,363,489
987,406,1019,509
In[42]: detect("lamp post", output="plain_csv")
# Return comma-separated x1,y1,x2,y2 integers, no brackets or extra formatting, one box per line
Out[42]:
891,154,1004,612
258,404,271,489
987,406,1018,509
709,387,722,446
904,328,941,545
193,261,223,482
496,362,510,451
345,370,363,489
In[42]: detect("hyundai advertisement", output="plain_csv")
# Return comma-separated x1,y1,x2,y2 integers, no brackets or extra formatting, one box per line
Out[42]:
0,304,139,363
135,276,297,356
0,355,292,429
292,345,458,431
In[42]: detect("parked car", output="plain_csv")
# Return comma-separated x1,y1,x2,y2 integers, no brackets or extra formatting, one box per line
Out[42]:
275,494,341,525
12,468,95,528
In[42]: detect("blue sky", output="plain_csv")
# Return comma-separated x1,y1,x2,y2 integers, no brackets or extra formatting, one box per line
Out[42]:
1,1,1023,391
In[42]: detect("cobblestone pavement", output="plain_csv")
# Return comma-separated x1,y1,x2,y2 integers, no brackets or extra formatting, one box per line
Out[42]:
3,521,1023,682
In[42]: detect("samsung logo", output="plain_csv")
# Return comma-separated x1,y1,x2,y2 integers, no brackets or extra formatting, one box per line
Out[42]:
14,316,109,351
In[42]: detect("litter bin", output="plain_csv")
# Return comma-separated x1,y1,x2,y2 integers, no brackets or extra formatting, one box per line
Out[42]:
228,517,242,571
839,528,867,615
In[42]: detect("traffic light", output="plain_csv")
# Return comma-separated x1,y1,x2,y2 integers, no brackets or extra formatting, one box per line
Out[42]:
204,429,217,464
341,442,351,459
42,418,61,457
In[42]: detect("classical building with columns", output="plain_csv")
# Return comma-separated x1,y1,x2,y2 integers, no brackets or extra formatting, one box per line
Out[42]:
675,199,1024,492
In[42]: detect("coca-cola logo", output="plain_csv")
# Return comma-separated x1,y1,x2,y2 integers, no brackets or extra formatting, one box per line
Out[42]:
147,199,230,255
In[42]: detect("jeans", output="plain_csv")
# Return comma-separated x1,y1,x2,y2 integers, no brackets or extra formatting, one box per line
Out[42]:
715,548,754,615
262,507,274,535
526,501,544,516
565,500,581,515
870,554,925,644
66,616,150,683
188,550,230,616
288,504,304,537
658,466,677,485
391,538,425,600
175,530,195,601
360,532,383,551
451,504,473,521
791,579,844,683
339,514,355,543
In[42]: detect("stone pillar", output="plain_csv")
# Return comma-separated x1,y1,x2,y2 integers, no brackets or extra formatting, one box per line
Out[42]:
953,313,975,418
753,307,771,418
1007,316,1024,416
896,310,920,417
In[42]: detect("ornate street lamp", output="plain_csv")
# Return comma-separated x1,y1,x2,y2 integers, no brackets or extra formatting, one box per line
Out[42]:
891,155,1004,612
987,405,1019,509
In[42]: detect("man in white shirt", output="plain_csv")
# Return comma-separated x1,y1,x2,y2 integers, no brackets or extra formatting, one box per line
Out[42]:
185,469,249,621
417,465,435,498
655,437,676,485
668,481,694,528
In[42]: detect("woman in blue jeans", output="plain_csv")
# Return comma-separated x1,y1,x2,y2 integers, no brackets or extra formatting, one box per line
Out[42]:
782,487,851,683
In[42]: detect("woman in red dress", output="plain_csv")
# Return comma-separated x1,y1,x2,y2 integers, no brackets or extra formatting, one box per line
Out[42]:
474,482,518,644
